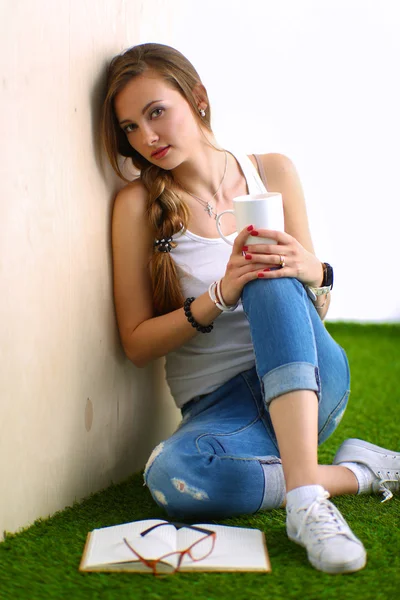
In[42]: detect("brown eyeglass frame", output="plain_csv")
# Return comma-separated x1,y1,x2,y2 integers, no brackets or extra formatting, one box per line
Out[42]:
123,522,216,576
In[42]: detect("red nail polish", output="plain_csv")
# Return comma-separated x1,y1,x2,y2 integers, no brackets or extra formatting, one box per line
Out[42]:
245,254,252,260
242,246,248,252
257,273,265,278
247,225,254,231
250,231,259,236
263,268,271,272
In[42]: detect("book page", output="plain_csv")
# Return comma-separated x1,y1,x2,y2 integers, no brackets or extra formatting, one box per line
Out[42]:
81,519,179,569
177,524,270,571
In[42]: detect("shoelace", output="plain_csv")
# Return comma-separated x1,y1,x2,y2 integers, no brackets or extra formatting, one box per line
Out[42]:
374,455,400,502
376,474,400,503
295,492,352,543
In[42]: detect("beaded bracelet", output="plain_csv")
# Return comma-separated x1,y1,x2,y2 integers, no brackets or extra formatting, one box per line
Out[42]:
183,297,214,333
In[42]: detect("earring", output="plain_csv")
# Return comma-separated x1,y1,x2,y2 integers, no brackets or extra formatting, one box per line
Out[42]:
199,108,206,117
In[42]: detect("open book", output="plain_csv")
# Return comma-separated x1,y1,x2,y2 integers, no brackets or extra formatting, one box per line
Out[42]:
80,519,271,573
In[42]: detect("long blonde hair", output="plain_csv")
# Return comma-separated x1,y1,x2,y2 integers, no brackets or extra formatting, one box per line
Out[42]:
101,43,213,315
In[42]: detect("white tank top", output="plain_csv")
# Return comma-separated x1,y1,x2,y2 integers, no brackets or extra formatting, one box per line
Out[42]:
165,151,267,408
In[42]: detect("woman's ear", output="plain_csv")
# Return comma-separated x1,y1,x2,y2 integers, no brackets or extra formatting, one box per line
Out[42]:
193,82,208,113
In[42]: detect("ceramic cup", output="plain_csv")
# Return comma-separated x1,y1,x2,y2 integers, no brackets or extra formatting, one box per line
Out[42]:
216,192,284,246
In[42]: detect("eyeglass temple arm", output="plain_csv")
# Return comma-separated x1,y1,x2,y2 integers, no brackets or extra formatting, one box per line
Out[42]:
141,522,214,537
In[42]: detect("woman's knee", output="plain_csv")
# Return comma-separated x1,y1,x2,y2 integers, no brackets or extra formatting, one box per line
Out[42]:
144,441,213,517
143,440,284,518
241,277,310,335
242,276,304,305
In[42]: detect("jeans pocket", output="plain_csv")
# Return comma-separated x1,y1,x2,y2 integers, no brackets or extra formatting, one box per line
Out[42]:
318,389,350,445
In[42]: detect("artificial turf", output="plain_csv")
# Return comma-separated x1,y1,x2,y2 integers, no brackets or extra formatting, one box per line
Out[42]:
1,323,399,600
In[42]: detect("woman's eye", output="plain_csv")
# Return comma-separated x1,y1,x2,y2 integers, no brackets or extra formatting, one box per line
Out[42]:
150,108,164,119
122,108,163,134
124,123,137,134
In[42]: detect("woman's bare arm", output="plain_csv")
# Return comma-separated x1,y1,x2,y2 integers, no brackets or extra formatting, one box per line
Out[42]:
112,181,223,367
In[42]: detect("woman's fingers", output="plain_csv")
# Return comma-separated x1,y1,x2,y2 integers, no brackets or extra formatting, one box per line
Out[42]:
239,262,290,283
241,252,284,267
242,243,288,256
225,226,297,304
238,261,271,273
232,225,257,254
249,228,290,244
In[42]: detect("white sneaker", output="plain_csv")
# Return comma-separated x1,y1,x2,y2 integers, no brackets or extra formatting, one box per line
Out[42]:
334,439,400,502
286,491,367,574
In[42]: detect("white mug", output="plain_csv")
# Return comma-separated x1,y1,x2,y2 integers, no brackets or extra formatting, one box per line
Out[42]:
216,192,284,246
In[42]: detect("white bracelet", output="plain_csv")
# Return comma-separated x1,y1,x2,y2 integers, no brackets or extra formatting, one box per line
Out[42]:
217,279,239,311
208,280,238,312
208,281,225,311
208,281,224,310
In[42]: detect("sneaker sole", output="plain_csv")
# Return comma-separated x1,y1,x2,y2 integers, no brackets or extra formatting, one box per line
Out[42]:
311,551,367,574
334,438,400,466
287,526,367,574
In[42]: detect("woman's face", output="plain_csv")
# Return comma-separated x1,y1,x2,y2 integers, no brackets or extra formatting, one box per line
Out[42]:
114,71,202,168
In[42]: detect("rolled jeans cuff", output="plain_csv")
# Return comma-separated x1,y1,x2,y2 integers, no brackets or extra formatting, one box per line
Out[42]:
261,361,320,407
260,460,285,510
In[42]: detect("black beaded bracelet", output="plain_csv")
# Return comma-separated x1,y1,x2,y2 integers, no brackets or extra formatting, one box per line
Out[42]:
183,297,214,333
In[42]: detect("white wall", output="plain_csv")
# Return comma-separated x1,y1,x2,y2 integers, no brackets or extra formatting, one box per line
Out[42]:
1,0,399,537
133,0,400,322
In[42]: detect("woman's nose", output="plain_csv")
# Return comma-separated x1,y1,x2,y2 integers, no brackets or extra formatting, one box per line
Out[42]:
141,123,159,146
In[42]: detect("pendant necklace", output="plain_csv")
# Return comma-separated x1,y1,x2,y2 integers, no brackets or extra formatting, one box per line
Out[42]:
177,150,228,219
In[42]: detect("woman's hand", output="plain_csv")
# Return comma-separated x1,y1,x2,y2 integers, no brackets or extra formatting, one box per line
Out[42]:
219,226,277,306
243,228,324,287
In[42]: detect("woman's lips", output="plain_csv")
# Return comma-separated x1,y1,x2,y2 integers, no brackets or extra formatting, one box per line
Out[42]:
151,146,170,159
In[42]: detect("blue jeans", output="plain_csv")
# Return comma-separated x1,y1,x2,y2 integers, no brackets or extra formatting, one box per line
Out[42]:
144,278,350,519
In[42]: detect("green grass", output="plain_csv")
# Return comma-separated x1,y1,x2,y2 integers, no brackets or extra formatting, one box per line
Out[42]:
1,323,399,600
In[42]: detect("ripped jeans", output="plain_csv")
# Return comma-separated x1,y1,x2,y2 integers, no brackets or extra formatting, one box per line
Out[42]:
144,278,350,519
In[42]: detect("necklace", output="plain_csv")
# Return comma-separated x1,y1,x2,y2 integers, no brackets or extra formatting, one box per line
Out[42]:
177,150,228,219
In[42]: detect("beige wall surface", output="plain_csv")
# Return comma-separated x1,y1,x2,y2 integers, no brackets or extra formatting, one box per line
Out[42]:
0,0,180,537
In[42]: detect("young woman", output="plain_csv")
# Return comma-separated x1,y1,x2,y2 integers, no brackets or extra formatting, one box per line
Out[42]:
101,43,399,574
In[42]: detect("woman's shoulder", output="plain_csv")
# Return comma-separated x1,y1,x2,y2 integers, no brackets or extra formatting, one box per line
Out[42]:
112,178,154,269
112,178,154,243
115,177,147,202
249,152,300,188
113,178,148,218
249,152,296,172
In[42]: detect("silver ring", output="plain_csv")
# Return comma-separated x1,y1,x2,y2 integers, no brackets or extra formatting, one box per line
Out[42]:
279,255,285,268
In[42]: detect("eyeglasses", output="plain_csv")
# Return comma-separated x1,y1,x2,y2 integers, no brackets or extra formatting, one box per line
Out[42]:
123,521,216,576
